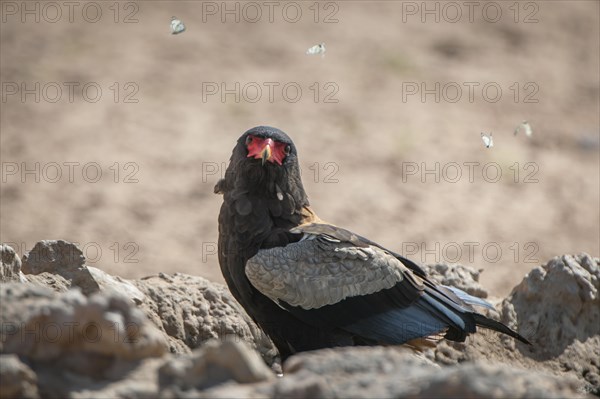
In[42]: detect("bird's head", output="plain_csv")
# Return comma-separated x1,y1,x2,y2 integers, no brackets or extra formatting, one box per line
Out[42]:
242,126,293,166
216,126,308,206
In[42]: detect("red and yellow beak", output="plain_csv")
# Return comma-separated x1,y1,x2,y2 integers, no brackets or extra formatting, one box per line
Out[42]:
247,136,286,165
259,139,273,165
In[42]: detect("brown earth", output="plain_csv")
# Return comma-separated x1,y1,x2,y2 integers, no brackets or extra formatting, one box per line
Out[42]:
1,1,599,298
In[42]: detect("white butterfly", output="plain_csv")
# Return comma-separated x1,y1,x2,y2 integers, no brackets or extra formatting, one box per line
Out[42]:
306,43,326,57
171,16,186,35
481,132,493,148
514,121,533,137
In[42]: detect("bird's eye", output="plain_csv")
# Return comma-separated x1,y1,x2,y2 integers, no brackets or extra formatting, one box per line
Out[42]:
245,136,253,145
284,145,291,155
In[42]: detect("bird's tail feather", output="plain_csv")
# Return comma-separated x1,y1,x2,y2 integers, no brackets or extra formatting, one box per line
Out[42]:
442,285,495,311
472,313,531,345
422,283,532,345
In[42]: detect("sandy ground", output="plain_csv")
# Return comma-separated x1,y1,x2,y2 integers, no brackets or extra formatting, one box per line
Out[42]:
1,0,598,297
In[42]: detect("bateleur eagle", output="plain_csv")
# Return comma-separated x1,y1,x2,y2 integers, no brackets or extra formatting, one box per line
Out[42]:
215,126,530,360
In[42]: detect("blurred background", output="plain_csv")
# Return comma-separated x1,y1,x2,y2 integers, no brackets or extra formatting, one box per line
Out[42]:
1,0,598,297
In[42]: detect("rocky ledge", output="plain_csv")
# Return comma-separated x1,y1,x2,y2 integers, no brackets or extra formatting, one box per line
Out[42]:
0,241,598,398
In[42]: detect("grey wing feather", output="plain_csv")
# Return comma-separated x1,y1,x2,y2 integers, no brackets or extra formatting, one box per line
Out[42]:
245,236,407,310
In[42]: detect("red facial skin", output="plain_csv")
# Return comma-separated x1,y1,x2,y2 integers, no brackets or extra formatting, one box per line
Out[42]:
245,135,288,165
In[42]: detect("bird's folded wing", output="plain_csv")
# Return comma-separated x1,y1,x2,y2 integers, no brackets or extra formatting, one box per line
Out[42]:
245,225,423,310
290,222,428,278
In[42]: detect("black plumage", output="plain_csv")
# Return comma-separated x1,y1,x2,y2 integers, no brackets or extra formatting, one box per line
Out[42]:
215,126,530,360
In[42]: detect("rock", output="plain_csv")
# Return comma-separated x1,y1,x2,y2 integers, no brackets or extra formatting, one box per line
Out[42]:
415,362,584,399
88,266,145,304
37,357,165,399
24,272,71,292
559,337,600,394
276,346,438,398
270,371,333,399
20,240,144,301
22,240,86,274
0,283,167,377
0,283,56,354
21,240,99,295
204,346,437,398
9,240,276,367
2,243,598,398
424,253,600,395
199,339,273,384
0,354,39,399
158,338,274,395
200,381,274,399
133,273,277,365
502,253,599,356
423,262,488,298
1,244,27,283
206,346,583,398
